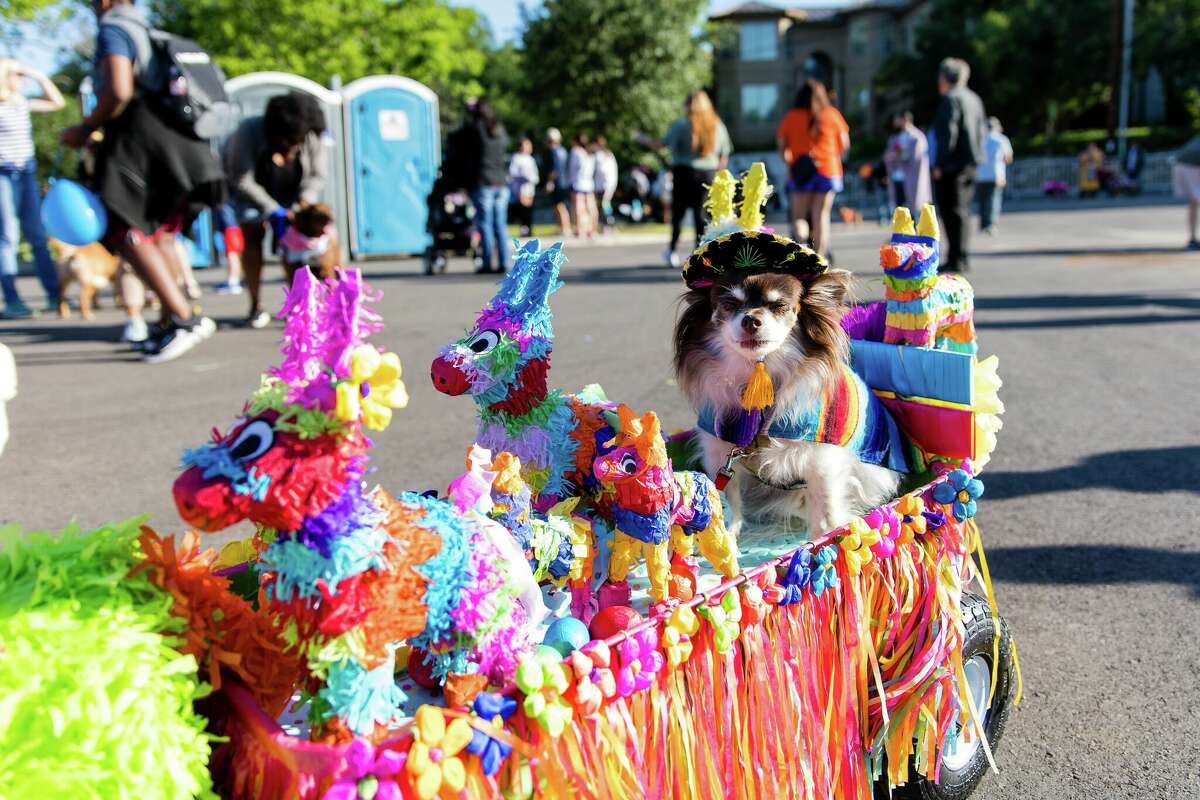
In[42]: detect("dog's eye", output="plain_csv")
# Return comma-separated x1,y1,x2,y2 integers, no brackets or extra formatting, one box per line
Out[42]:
228,420,274,462
769,302,791,314
620,454,638,474
718,297,740,312
465,329,500,354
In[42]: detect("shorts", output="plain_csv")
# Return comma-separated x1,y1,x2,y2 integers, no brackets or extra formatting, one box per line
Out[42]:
1172,163,1200,201
787,173,844,194
104,213,185,251
551,186,571,206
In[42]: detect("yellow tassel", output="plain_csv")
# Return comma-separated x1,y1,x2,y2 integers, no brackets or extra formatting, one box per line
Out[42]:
891,206,915,235
917,203,940,238
737,162,771,231
740,360,774,410
706,169,737,220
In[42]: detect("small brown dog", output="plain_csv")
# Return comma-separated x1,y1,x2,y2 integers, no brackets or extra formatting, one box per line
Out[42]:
280,203,341,284
51,239,122,319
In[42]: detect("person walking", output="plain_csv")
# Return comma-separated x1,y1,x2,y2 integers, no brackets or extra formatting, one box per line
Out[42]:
883,110,931,218
508,135,539,238
977,116,1013,234
459,98,510,273
658,90,731,266
0,59,63,319
931,57,988,273
593,136,619,232
224,92,329,325
567,134,597,238
60,0,222,363
777,79,850,258
1172,135,1200,250
544,128,571,236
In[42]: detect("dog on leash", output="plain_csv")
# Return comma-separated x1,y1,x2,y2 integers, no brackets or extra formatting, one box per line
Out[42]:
279,203,341,284
673,164,909,538
51,239,121,319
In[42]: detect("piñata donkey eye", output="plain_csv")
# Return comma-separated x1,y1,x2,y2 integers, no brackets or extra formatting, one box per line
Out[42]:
466,330,500,354
621,454,638,474
228,420,274,462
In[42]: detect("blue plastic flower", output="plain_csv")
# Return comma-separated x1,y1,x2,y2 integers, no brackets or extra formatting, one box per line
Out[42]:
932,469,985,522
466,692,518,777
778,550,812,605
810,545,840,596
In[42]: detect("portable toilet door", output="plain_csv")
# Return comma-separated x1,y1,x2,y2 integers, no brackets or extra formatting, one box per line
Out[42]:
223,72,349,256
341,76,440,258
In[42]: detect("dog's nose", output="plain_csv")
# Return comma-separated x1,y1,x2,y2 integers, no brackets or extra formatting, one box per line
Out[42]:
741,314,762,332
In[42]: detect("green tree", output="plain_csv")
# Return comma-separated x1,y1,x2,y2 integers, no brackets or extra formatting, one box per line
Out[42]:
518,0,711,161
151,0,489,107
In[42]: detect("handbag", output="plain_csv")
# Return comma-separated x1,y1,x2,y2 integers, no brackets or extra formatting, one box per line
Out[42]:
789,154,818,187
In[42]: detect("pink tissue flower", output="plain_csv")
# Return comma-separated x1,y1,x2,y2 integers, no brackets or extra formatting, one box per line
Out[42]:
615,628,664,696
323,738,404,800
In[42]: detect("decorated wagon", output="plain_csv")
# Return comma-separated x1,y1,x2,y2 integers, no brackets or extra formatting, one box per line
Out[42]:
0,169,1019,800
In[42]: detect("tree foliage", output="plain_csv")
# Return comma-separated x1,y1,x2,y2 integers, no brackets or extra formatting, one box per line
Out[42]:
877,0,1200,145
518,0,711,161
151,0,490,106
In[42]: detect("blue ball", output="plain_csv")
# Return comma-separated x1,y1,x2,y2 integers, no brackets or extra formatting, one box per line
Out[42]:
41,179,107,246
542,616,591,656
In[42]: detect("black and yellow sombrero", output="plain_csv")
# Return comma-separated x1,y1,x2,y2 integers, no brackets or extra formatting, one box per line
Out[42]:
682,162,829,289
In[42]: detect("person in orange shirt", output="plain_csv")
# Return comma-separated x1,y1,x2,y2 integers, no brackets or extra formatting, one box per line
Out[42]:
776,80,850,258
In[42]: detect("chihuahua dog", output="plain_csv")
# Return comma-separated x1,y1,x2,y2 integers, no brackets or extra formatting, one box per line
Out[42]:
280,203,341,284
674,270,901,538
51,239,122,320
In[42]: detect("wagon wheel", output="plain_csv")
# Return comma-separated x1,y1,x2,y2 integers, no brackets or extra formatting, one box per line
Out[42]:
876,592,1016,800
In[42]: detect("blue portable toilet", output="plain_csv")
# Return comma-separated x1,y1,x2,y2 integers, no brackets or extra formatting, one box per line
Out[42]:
224,72,349,254
341,76,440,259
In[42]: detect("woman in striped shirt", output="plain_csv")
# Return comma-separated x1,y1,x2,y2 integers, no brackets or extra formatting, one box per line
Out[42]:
0,59,64,319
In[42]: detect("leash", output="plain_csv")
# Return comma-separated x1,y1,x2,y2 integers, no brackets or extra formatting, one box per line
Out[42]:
715,443,809,493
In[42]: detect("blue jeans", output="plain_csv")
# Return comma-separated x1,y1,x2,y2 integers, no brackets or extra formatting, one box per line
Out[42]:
977,181,1003,229
471,185,511,271
0,160,59,307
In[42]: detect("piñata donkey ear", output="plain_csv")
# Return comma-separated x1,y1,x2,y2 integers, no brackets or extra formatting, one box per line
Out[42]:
489,240,566,337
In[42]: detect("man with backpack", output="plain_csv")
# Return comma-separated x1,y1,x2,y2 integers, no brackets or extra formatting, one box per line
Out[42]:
60,0,228,363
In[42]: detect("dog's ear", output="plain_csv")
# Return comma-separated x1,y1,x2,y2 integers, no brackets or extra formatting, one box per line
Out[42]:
802,269,853,312
674,289,713,373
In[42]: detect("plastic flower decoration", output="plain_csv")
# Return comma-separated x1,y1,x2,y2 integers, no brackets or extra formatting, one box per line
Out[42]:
810,545,840,596
567,642,616,715
406,705,473,800
895,494,927,543
615,628,665,696
778,549,813,605
515,650,573,736
864,506,901,559
932,469,984,522
839,517,881,577
466,692,517,778
740,580,769,626
324,738,404,800
697,591,742,654
335,344,409,431
662,605,700,668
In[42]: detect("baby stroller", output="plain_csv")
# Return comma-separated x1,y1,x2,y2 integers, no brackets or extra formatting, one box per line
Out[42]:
423,174,479,275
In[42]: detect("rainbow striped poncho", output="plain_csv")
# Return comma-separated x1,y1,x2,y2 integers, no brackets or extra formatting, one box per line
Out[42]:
698,365,911,474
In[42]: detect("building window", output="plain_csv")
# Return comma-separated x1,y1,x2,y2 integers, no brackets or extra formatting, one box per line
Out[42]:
740,21,777,62
741,84,779,124
848,17,869,57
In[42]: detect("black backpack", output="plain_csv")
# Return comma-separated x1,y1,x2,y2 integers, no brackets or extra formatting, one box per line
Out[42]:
103,18,236,141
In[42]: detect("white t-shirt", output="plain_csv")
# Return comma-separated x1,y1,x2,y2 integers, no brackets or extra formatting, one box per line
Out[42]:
508,152,539,200
595,149,619,196
568,146,595,193
977,132,1013,184
0,96,35,168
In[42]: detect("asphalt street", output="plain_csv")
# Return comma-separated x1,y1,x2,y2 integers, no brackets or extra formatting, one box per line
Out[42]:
2,201,1198,799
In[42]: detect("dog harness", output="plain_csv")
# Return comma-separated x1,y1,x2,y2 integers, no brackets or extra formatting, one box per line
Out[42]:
697,364,912,480
280,223,335,264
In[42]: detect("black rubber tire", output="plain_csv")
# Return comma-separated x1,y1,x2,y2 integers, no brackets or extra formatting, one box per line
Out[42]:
876,592,1015,800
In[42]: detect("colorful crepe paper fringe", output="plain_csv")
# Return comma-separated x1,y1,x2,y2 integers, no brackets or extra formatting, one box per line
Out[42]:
0,518,214,799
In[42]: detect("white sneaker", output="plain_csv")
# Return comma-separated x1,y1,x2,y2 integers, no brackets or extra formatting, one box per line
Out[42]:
121,317,149,343
191,316,217,340
663,249,681,269
213,280,244,295
248,311,271,329
142,327,200,364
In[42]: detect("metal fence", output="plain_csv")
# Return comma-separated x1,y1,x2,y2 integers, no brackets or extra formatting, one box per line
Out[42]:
732,149,1178,217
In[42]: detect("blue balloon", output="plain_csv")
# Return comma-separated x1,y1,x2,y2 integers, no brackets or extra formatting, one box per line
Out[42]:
542,616,591,656
41,179,107,246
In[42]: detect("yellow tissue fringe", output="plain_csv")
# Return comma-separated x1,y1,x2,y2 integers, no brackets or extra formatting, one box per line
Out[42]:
916,204,939,238
740,361,775,411
737,162,770,231
707,169,737,221
891,207,915,235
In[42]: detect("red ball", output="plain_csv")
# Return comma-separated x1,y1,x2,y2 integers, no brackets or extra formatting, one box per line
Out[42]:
589,605,643,640
406,647,440,691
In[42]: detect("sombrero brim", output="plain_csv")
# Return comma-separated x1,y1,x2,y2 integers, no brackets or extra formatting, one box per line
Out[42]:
682,230,828,289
